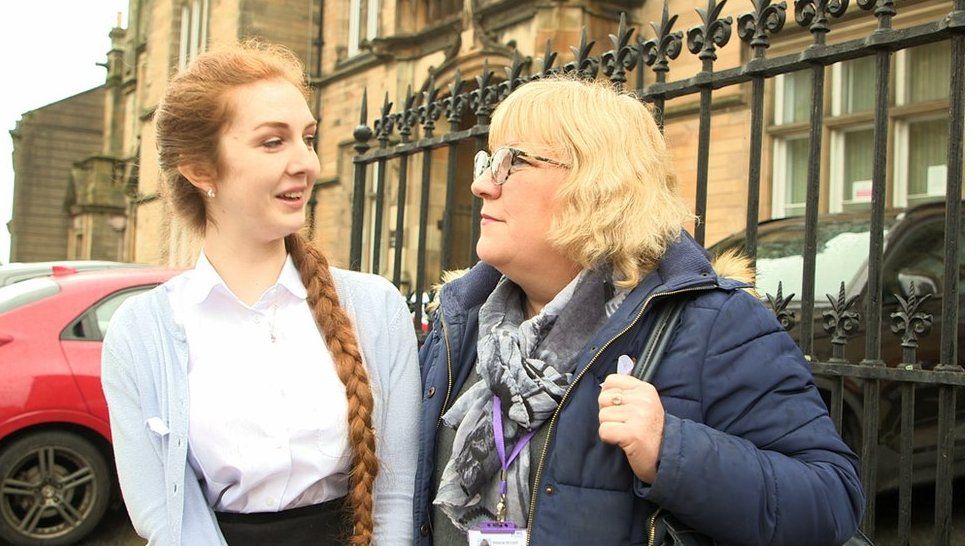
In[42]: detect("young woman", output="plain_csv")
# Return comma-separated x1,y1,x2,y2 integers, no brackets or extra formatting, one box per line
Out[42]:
413,76,864,545
101,42,419,545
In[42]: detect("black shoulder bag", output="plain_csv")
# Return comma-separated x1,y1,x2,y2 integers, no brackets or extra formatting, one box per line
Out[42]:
633,296,872,546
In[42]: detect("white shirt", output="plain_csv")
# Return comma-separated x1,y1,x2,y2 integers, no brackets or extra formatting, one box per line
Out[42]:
167,252,351,513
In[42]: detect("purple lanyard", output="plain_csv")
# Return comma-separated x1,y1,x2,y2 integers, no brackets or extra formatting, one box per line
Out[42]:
492,395,535,516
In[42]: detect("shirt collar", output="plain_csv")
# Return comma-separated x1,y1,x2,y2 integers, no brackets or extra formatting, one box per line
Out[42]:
185,251,308,305
276,255,308,300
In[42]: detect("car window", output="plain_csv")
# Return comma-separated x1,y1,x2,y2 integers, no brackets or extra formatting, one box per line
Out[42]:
93,288,151,338
0,278,60,314
711,217,893,301
62,285,155,342
883,219,965,299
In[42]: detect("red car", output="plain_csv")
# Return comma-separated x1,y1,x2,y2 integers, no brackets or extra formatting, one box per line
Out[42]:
0,266,180,545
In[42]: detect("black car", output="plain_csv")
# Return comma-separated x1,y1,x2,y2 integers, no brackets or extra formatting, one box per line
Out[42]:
709,201,964,491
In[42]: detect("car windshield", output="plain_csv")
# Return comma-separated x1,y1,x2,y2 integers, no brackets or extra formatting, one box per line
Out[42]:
0,277,60,314
712,216,896,302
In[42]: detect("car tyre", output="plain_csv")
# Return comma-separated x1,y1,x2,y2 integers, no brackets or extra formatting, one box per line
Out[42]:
0,431,110,545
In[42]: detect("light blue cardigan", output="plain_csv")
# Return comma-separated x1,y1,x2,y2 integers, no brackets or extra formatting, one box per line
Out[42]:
101,268,420,545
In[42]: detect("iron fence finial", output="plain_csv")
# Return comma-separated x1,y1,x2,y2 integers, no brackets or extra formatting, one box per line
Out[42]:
688,0,733,65
737,0,787,56
795,0,850,42
602,12,639,86
765,281,797,332
644,2,683,77
823,281,862,362
353,89,372,154
567,27,599,79
443,69,466,129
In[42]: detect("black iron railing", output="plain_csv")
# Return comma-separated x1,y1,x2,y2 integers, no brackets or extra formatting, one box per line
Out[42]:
347,0,964,543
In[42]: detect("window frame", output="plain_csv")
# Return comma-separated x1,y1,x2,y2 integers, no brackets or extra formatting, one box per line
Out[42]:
771,134,811,219
831,57,877,117
828,124,876,213
892,113,951,208
347,0,380,58
178,0,209,70
60,285,159,342
767,41,952,219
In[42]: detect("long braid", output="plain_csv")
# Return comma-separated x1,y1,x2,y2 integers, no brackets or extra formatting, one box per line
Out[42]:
286,233,377,545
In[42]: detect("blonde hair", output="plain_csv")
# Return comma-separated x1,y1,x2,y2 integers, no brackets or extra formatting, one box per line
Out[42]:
488,76,693,288
155,42,377,544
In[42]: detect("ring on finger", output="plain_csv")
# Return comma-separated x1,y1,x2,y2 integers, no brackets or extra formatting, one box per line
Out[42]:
611,394,623,406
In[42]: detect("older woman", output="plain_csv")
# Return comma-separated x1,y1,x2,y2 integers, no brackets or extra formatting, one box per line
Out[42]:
412,76,864,545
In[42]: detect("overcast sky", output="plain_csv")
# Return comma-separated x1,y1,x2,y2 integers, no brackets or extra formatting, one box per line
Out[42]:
0,0,129,263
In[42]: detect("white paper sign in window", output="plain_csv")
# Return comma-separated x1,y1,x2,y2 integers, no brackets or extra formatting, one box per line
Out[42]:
850,180,873,202
927,164,947,195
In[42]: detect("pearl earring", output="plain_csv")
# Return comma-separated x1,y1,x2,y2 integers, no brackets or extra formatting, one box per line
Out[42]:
205,188,216,198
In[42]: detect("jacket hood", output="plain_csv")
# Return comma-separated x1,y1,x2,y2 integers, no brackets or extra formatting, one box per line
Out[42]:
710,249,759,298
426,269,467,313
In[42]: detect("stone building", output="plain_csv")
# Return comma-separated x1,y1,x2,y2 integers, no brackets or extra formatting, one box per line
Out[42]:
33,0,953,285
8,87,109,262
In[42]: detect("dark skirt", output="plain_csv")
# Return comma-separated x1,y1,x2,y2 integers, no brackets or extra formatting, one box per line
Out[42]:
214,496,353,546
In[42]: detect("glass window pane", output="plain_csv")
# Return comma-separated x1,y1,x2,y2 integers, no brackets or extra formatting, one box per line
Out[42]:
348,0,362,55
367,0,379,39
94,288,150,339
907,118,949,206
200,0,209,52
841,57,876,114
785,138,810,217
189,0,201,61
907,42,950,103
782,70,812,124
179,5,190,69
843,129,875,212
882,218,964,308
709,216,895,301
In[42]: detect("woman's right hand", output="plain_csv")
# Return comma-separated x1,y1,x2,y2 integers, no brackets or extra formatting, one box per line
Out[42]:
597,373,666,484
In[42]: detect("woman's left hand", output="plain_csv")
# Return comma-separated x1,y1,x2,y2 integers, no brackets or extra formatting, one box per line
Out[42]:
597,373,666,484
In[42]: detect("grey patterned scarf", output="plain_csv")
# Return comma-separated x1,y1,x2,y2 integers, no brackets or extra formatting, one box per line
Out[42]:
432,266,617,530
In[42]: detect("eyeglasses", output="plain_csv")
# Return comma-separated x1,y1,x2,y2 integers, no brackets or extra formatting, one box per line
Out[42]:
473,147,569,186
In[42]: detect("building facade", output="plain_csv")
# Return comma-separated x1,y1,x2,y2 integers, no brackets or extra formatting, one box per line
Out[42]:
8,87,109,262
40,0,953,282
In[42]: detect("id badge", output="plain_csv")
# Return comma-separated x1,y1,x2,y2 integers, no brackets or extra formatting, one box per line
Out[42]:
467,521,528,546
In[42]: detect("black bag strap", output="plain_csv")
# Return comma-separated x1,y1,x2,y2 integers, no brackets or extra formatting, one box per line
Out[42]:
632,297,689,383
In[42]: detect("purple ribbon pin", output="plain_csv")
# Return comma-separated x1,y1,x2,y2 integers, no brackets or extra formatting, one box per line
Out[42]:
616,355,635,376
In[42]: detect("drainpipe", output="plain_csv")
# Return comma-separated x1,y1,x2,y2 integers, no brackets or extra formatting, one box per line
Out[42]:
311,0,325,136
315,0,325,79
307,0,327,239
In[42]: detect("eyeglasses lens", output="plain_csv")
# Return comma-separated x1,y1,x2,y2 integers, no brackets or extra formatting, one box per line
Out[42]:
492,148,513,186
474,150,490,180
475,148,517,185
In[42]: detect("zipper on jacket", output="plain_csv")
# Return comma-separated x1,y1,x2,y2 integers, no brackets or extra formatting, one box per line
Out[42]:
524,284,717,544
647,507,663,546
435,314,454,429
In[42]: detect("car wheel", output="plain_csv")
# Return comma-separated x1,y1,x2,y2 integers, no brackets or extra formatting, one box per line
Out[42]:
0,431,110,545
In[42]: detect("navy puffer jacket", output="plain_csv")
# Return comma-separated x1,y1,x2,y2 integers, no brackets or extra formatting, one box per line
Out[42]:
412,232,864,545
